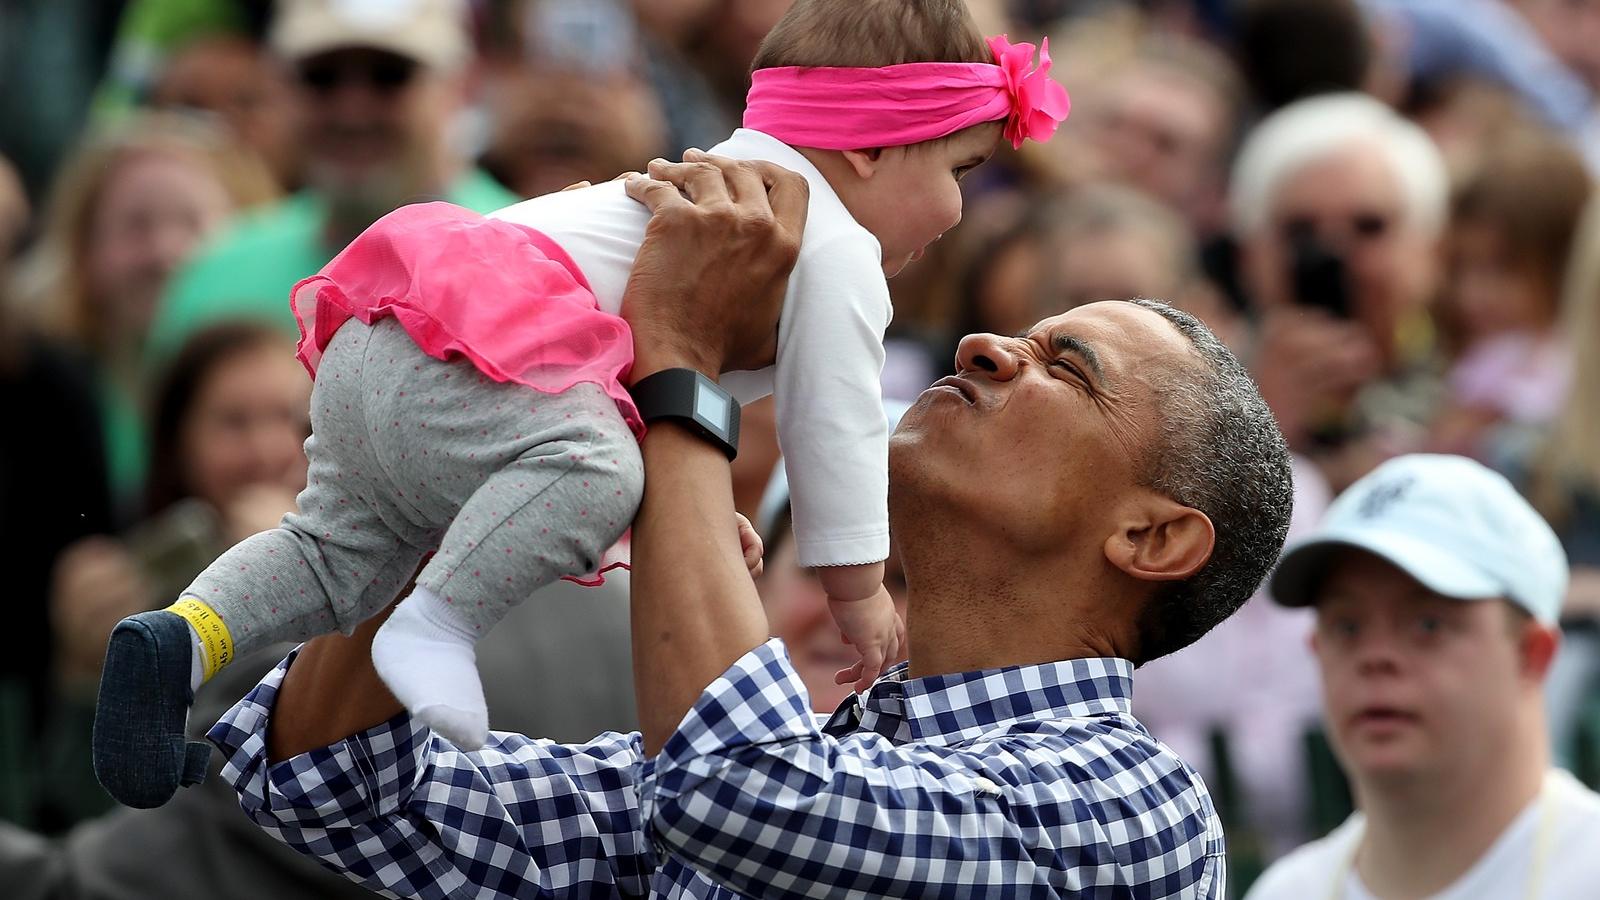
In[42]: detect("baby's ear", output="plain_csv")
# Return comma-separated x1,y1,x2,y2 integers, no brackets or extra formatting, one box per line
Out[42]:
840,148,884,180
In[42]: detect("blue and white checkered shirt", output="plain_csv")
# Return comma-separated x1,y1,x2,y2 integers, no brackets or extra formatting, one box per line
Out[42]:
209,639,1225,898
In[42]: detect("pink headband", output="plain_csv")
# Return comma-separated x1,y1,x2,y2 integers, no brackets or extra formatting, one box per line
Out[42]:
743,35,1071,151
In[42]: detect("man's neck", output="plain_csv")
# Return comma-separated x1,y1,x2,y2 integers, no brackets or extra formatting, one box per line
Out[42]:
898,526,1133,678
1354,738,1548,898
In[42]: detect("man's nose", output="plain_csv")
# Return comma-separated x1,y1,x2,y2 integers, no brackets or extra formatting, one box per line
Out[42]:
955,333,1021,380
1351,624,1405,676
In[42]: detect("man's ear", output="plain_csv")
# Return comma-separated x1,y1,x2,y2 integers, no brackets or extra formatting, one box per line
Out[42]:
841,148,883,180
1518,620,1560,682
1102,496,1215,583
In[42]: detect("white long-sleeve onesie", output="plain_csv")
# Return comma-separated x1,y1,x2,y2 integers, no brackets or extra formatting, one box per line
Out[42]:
492,129,891,568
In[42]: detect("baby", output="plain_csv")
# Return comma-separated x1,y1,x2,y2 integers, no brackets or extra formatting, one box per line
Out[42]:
92,0,1069,808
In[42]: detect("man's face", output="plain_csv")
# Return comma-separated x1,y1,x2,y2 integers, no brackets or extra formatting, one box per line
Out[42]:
1085,64,1229,223
1312,551,1532,785
289,47,453,192
1242,143,1440,367
891,301,1192,556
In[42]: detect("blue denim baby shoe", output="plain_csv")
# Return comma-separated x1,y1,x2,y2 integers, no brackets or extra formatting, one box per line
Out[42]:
92,610,210,808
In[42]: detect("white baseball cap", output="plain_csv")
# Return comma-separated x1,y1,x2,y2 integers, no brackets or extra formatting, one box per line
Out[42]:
270,0,471,70
1270,454,1568,624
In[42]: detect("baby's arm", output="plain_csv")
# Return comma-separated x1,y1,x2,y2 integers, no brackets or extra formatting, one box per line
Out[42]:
818,563,904,693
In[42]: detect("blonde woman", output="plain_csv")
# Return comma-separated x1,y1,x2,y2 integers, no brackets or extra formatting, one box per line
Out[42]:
13,113,276,507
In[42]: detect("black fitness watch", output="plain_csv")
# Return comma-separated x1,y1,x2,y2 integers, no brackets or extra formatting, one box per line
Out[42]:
629,368,741,460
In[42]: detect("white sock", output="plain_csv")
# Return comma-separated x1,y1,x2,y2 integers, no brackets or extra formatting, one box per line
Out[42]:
372,586,489,749
186,622,206,695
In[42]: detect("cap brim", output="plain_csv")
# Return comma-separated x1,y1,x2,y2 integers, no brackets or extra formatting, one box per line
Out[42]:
1270,529,1504,608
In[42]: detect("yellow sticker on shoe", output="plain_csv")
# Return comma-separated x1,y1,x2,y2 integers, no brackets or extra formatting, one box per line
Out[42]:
166,596,234,683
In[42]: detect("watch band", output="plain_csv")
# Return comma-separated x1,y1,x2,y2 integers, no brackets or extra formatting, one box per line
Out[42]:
629,368,741,460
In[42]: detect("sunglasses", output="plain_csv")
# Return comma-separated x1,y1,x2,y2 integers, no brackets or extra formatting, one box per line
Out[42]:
1277,213,1392,245
297,53,419,95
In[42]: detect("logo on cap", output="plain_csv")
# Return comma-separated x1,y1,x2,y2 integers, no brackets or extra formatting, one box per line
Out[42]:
1358,475,1414,519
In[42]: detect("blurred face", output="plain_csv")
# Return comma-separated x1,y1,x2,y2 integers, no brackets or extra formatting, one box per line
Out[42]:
1243,143,1440,364
180,342,312,510
1085,65,1228,221
154,37,295,181
290,48,455,193
1312,551,1534,785
891,301,1187,555
1443,221,1556,341
1053,228,1183,312
1524,0,1600,89
841,126,997,277
86,150,232,344
760,530,909,711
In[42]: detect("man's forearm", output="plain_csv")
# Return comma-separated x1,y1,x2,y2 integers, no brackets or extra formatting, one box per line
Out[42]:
631,420,771,756
266,606,402,762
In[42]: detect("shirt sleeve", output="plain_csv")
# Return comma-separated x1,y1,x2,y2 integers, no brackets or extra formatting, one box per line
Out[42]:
639,640,1221,900
774,235,893,568
206,649,655,899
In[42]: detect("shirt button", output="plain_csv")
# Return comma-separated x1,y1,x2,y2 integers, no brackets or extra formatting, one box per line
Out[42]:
972,776,1002,796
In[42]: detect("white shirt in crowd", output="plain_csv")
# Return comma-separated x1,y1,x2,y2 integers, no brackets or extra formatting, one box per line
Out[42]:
1245,769,1600,900
492,128,892,569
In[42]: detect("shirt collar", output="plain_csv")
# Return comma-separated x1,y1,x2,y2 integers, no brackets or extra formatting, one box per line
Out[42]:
825,657,1136,746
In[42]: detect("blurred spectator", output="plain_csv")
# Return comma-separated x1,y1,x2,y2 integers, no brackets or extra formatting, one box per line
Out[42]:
1364,0,1595,152
1232,92,1449,489
0,152,114,832
144,0,519,362
1248,455,1600,900
11,114,275,509
0,0,124,202
934,185,1240,368
39,322,309,830
92,0,272,117
479,65,666,199
0,156,28,255
1430,128,1592,462
1073,32,1246,238
1404,78,1540,179
148,33,298,190
1516,0,1600,92
1232,0,1373,110
1528,193,1600,769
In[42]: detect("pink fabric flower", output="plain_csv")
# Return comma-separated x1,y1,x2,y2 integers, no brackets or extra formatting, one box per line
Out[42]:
988,35,1072,149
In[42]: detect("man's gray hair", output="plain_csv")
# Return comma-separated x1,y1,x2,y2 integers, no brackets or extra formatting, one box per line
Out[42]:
1127,298,1294,665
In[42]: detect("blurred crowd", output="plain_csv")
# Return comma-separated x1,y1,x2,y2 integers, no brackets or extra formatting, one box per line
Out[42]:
3,0,1600,896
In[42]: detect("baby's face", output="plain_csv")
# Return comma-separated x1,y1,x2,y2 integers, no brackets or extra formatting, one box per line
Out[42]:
841,124,998,278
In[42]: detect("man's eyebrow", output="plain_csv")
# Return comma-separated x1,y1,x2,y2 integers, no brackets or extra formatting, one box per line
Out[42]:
1051,333,1107,383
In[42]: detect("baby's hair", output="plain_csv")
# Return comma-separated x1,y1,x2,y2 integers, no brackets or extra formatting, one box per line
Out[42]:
751,0,988,72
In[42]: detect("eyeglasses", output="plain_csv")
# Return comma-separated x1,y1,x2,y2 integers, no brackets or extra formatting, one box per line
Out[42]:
1277,212,1393,246
297,53,419,95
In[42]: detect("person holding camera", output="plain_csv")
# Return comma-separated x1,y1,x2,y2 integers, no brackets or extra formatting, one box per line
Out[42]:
1230,93,1450,491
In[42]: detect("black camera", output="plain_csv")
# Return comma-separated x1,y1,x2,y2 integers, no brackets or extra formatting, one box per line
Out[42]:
1287,225,1351,319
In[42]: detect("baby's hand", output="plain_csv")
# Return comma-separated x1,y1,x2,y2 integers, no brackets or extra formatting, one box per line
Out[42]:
735,513,763,578
828,585,905,693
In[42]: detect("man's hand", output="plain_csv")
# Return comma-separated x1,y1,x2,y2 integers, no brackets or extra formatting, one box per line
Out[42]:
622,153,810,756
1251,308,1383,448
621,151,808,381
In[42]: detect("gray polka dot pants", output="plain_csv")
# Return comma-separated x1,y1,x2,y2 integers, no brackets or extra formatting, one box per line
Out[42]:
183,317,644,651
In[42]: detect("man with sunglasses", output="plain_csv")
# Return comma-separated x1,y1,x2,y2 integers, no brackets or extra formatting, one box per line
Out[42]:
144,0,518,362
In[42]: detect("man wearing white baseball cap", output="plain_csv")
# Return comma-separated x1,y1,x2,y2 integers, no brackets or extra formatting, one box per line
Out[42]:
146,0,518,361
1246,454,1600,900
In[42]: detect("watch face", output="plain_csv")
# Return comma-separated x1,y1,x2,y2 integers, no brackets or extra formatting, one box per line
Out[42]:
695,379,731,437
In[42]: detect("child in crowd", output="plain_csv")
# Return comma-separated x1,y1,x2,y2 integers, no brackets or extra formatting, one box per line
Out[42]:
93,0,1069,808
1432,129,1593,461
